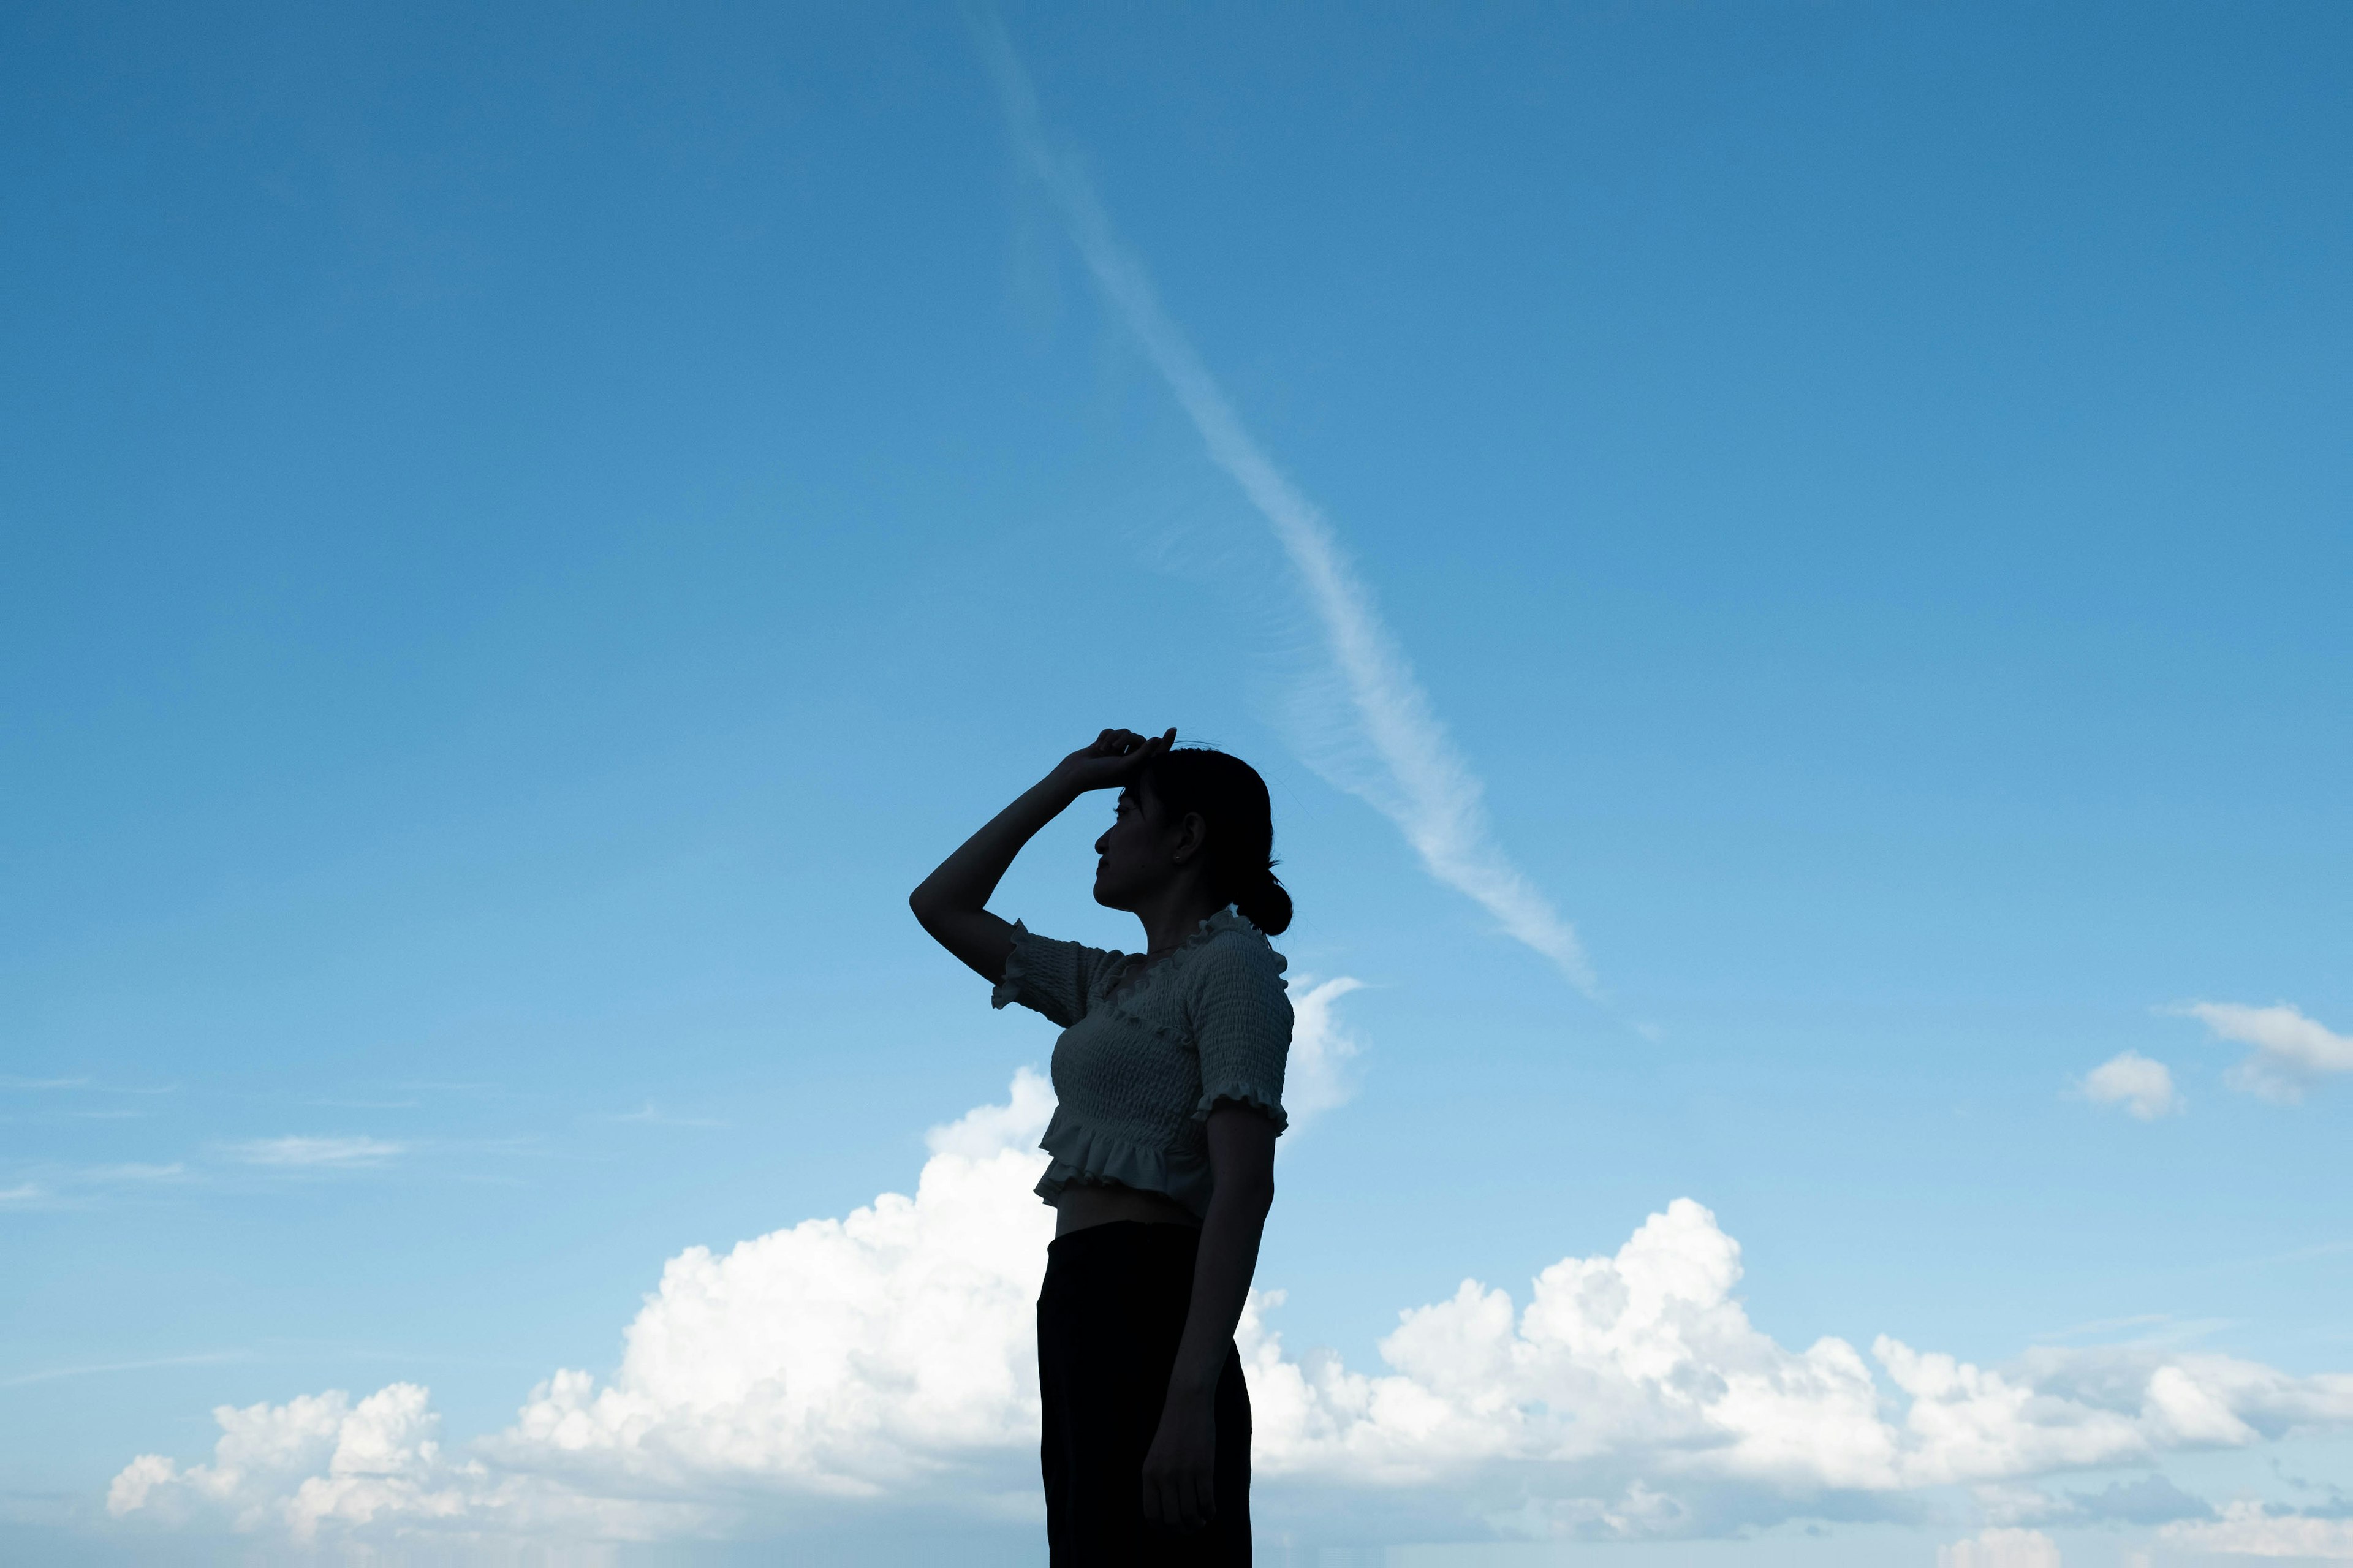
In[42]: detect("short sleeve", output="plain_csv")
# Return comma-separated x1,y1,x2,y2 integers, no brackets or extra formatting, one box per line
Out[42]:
990,922,1115,1028
1184,931,1294,1132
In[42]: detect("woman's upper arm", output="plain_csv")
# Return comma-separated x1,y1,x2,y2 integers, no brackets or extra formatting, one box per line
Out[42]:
1204,1103,1278,1202
912,905,1018,985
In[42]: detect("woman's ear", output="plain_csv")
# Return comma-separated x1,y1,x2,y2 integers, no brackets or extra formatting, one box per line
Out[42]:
1172,810,1210,866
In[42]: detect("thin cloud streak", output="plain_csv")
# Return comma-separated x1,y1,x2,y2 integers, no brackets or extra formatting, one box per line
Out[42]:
973,14,1597,996
0,1077,175,1094
2,1351,252,1390
225,1136,405,1169
595,1104,729,1129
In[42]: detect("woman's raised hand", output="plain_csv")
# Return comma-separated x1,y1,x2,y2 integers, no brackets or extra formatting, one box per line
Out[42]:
1053,727,1176,794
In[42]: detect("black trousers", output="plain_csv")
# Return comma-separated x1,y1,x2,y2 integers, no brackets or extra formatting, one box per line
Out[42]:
1037,1221,1252,1567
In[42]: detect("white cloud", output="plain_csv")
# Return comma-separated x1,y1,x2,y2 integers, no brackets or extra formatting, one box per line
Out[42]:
1939,1527,2062,1567
225,1137,405,1168
3,1352,249,1391
110,1070,2353,1553
594,1103,727,1128
2172,1001,2353,1104
104,1385,511,1542
85,1162,188,1182
1284,976,1366,1124
2163,1500,2353,1558
0,1182,44,1205
2077,1051,2182,1120
972,17,1597,996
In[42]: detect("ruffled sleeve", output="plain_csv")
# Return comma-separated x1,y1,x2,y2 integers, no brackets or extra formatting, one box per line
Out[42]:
990,922,1114,1028
1181,923,1294,1132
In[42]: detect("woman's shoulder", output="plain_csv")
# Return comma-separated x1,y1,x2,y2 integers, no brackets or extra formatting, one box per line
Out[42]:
1184,910,1289,989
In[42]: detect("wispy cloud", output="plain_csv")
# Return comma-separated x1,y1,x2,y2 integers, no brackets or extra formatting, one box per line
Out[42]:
2033,1313,2173,1344
0,1165,190,1211
2167,1001,2353,1104
972,14,1597,996
225,1136,405,1169
83,1162,189,1183
2,1350,251,1390
594,1104,727,1129
0,1077,177,1107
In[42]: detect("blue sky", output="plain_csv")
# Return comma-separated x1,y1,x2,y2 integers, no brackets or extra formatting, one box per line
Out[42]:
4,3,2350,1564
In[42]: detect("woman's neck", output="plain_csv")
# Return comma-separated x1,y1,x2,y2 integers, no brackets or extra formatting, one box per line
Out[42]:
1134,883,1226,956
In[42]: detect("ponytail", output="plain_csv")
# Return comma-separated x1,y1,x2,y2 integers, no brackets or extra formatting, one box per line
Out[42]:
1137,748,1292,936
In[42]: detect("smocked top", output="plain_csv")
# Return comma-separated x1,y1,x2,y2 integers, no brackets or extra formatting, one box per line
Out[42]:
990,907,1292,1219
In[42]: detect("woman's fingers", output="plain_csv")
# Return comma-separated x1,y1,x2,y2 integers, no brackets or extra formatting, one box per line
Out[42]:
1141,1459,1217,1533
1142,1469,1212,1535
1087,727,1173,758
1143,1472,1178,1531
1176,1469,1214,1525
1068,727,1175,785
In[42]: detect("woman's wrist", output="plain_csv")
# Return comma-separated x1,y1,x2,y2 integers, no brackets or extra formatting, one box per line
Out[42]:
1165,1357,1222,1403
1031,769,1087,810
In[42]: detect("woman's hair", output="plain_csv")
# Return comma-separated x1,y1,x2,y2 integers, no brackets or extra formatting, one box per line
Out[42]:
1136,747,1293,936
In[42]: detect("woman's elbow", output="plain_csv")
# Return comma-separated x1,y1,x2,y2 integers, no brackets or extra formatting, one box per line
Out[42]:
1219,1171,1275,1216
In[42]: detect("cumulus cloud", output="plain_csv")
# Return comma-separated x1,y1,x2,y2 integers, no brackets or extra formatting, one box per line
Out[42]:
225,1136,405,1168
2163,1501,2353,1558
110,1070,2353,1555
2077,1051,2182,1120
2170,1001,2353,1104
1939,1527,2062,1567
972,16,1597,995
107,1386,461,1540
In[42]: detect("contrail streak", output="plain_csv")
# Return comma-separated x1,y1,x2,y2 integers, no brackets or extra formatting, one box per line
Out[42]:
975,15,1597,995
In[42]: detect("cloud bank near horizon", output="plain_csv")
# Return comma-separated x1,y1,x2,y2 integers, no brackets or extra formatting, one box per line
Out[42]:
971,16,1599,996
109,1070,2353,1556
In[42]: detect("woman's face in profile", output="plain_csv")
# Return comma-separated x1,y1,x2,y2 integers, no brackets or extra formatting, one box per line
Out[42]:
1092,787,1169,912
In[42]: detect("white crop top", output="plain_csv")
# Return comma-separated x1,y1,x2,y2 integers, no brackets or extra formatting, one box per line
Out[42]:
991,908,1292,1218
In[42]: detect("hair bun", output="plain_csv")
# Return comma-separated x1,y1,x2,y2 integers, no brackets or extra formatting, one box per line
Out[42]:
1232,868,1293,936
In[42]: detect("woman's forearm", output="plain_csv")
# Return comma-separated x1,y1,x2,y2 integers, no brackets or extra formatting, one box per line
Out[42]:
1165,1179,1273,1401
908,770,1080,980
910,729,1173,984
911,771,1077,917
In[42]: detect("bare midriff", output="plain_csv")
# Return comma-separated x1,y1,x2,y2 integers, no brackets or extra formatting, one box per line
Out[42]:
1053,1180,1201,1237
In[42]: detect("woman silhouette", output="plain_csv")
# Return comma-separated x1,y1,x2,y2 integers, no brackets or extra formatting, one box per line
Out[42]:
911,727,1294,1566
